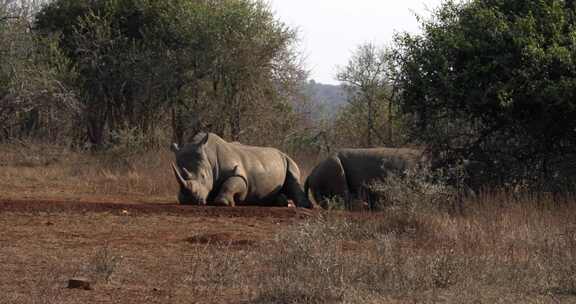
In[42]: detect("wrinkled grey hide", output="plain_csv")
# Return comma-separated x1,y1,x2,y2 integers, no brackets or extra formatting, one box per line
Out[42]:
171,132,311,208
304,148,426,209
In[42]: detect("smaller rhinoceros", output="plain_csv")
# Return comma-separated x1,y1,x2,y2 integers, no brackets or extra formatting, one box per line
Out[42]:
171,132,312,208
304,148,427,209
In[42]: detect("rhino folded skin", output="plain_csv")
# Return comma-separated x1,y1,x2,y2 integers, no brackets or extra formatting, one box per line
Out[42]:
172,132,311,208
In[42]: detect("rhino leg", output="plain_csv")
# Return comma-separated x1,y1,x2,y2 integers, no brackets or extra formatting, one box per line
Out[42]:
270,193,290,207
213,176,247,207
283,157,314,208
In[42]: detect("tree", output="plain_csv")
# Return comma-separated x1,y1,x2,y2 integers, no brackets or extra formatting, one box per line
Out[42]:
394,0,576,188
329,94,396,149
0,0,78,142
36,0,180,146
337,43,398,147
204,0,305,142
35,0,306,148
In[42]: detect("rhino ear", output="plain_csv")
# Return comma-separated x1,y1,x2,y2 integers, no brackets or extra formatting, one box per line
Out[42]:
199,133,209,146
171,143,180,153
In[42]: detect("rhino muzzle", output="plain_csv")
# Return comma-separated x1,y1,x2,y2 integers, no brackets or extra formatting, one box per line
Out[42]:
172,162,208,205
178,191,207,205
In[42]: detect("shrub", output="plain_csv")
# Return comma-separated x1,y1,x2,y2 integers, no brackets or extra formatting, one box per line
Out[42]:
394,0,576,189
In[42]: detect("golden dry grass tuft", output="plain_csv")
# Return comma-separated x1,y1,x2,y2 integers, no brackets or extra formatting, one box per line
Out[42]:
0,142,177,203
255,193,576,303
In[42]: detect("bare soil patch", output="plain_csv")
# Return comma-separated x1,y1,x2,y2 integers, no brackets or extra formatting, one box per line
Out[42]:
0,199,311,304
2,197,576,303
0,198,315,219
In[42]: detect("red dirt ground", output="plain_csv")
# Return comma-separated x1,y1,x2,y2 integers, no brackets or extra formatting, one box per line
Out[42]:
0,199,317,304
0,198,316,219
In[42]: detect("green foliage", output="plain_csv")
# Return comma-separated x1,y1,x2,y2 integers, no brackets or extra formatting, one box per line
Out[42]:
0,1,78,142
395,0,576,188
330,93,407,148
35,0,306,148
36,0,190,145
336,43,401,148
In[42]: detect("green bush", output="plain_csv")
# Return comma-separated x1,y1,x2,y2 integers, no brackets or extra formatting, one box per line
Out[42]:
394,0,576,189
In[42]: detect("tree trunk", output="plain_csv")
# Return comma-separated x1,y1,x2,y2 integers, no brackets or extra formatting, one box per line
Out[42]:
86,107,107,148
367,95,373,147
226,82,241,141
87,119,106,148
388,99,393,145
230,96,241,141
171,107,184,146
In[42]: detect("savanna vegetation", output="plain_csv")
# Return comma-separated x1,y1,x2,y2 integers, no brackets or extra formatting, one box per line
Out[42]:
1,0,576,303
393,0,576,190
3,0,310,151
1,0,574,191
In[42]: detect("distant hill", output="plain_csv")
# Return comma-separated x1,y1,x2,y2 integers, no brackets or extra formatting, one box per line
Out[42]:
303,80,348,119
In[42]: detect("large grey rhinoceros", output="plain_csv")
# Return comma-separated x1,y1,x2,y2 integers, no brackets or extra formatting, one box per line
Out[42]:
171,132,312,208
304,148,427,208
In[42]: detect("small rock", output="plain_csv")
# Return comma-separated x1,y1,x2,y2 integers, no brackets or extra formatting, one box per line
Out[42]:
67,278,92,290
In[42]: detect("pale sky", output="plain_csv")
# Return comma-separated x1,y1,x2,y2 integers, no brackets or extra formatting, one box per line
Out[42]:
269,0,444,84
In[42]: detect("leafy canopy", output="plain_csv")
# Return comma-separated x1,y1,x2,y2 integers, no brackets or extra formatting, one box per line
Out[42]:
395,0,576,185
35,0,304,147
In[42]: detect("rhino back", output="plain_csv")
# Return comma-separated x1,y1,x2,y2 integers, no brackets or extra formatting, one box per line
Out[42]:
337,148,422,190
213,142,288,201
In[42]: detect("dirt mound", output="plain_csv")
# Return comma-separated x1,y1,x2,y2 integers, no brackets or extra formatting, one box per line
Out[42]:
0,198,317,219
184,232,258,247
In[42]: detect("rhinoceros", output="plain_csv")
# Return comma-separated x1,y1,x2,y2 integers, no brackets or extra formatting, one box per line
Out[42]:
171,132,312,208
304,148,427,209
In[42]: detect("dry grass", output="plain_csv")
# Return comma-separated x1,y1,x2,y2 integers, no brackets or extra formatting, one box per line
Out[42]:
255,193,576,303
1,142,576,303
0,142,320,204
2,194,575,303
0,142,177,203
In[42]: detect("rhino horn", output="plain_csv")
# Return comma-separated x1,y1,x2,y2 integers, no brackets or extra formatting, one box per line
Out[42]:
171,162,187,188
171,143,180,153
182,167,193,179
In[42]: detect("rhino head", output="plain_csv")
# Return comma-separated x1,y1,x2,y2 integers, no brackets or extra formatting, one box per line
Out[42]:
171,134,214,205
